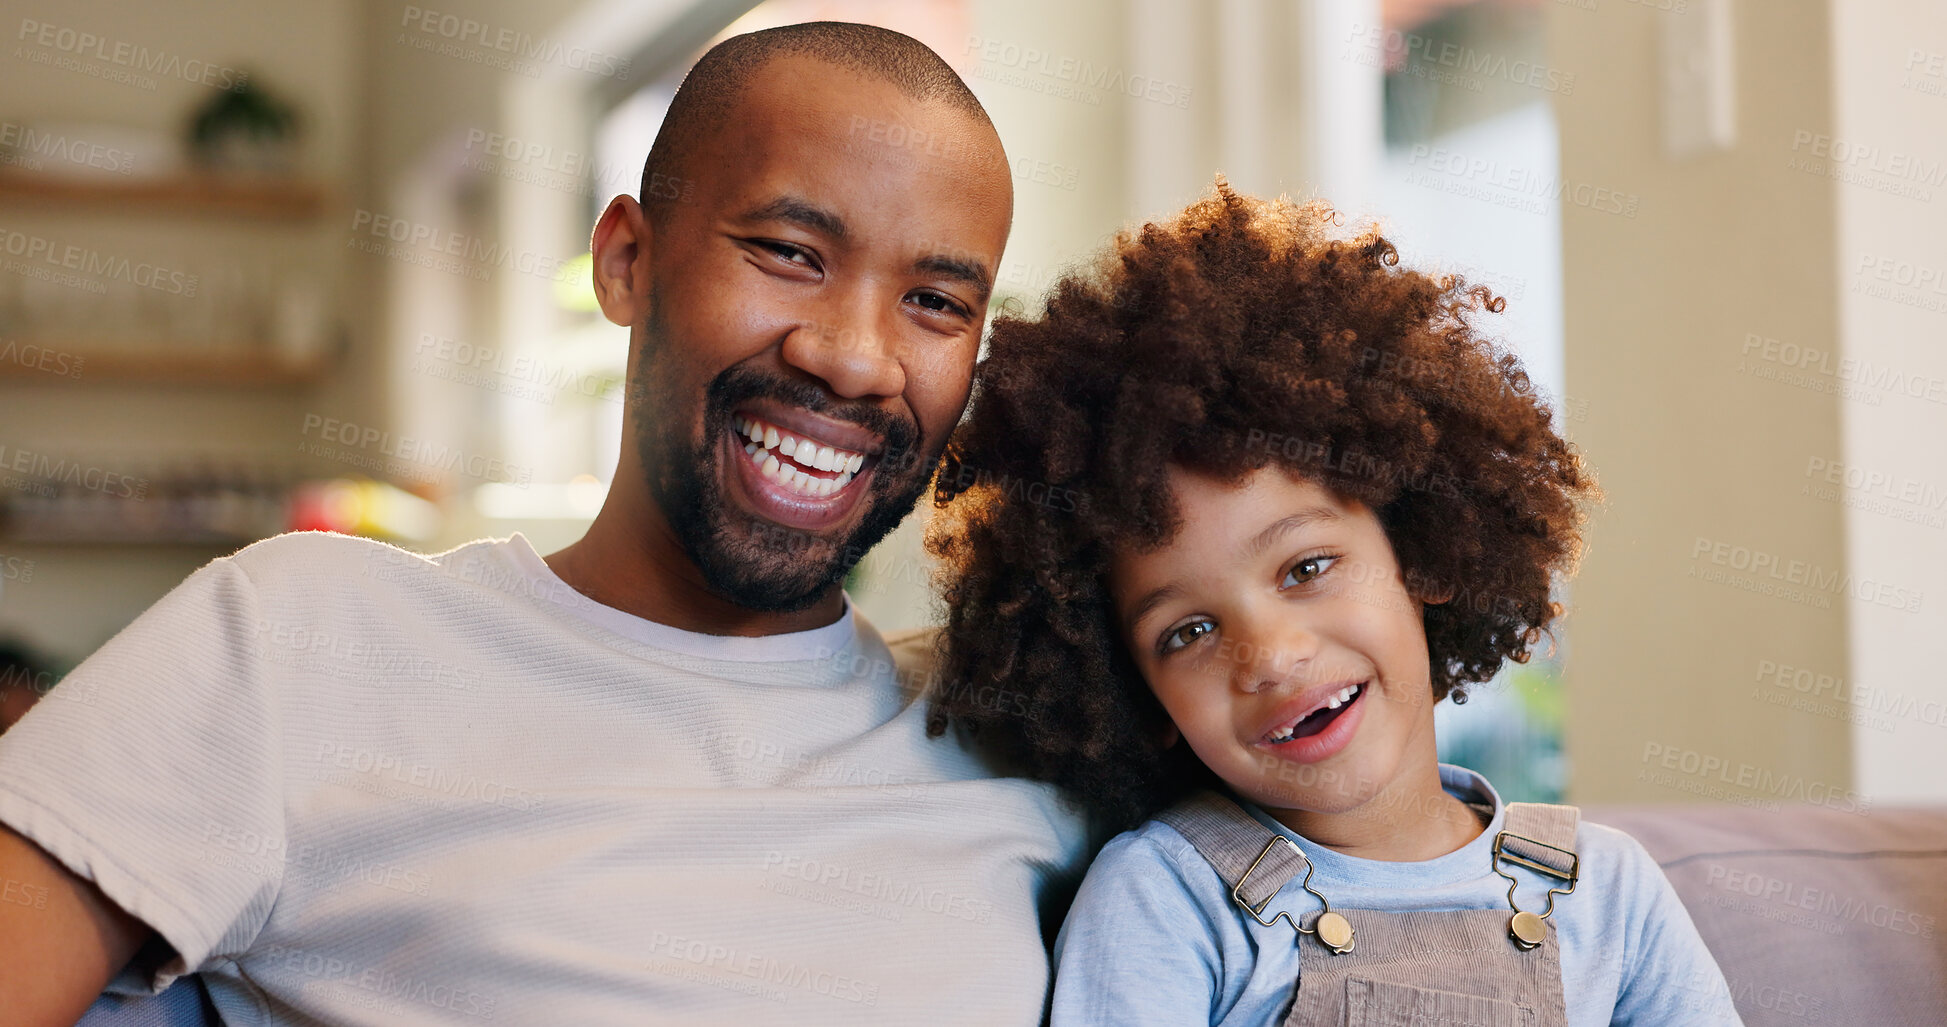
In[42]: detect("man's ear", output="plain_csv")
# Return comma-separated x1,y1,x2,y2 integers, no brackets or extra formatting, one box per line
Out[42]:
590,194,650,328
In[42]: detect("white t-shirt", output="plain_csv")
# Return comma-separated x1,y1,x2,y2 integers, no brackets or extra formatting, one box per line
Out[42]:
0,531,1091,1026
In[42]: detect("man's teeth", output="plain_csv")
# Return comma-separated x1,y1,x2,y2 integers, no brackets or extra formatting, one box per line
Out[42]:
1265,683,1363,744
734,415,864,498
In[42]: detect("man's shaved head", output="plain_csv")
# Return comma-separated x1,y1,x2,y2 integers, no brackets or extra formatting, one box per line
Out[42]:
640,21,993,218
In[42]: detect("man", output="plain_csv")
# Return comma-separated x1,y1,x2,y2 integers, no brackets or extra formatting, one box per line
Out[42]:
0,23,1089,1026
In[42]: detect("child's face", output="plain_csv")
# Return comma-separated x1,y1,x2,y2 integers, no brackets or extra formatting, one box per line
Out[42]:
1110,465,1442,816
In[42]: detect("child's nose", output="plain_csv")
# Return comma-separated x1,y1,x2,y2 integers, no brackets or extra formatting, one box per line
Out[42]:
1223,623,1321,693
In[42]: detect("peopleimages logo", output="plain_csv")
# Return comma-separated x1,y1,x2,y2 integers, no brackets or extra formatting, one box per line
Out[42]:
1639,742,1871,815
963,36,1193,109
298,413,534,487
0,445,147,498
0,121,134,174
0,227,198,295
0,340,84,379
14,18,248,90
397,6,630,80
347,210,578,284
1689,536,1923,614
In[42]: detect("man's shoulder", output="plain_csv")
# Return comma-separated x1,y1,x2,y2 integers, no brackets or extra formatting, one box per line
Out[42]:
878,625,943,700
228,529,429,573
225,531,513,590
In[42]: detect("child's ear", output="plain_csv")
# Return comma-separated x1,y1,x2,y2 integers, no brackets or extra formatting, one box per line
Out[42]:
1158,722,1181,748
1410,569,1455,605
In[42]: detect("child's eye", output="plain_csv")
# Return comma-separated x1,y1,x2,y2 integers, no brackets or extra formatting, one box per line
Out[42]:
1282,554,1339,587
1159,619,1214,655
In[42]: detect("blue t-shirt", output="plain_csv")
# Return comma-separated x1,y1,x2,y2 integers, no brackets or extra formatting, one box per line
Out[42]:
1050,765,1742,1026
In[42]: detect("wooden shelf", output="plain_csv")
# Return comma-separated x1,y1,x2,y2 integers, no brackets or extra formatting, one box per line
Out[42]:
0,171,329,219
0,348,331,386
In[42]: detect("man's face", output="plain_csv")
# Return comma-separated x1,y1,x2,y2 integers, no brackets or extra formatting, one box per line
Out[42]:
629,59,1012,611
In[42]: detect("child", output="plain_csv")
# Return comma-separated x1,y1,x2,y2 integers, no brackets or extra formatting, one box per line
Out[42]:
925,183,1741,1026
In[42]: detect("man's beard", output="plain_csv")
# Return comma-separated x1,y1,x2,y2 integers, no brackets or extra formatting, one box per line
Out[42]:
635,360,938,614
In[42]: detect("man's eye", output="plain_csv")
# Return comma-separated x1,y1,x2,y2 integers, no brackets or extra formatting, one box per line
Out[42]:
1160,620,1213,655
756,241,816,268
1283,555,1338,587
908,290,968,317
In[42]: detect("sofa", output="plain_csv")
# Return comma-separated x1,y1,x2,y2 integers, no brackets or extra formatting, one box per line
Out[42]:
1584,802,1947,1025
75,799,1946,1025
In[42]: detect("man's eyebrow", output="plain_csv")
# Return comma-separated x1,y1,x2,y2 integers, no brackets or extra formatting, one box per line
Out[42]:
1243,507,1342,560
914,252,992,302
740,196,847,239
1125,583,1185,638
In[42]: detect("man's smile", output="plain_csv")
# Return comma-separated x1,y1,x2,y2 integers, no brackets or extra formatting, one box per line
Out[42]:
720,404,891,531
733,411,870,498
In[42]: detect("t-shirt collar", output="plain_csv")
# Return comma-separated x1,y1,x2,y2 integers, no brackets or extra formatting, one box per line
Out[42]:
1239,763,1508,888
496,531,863,664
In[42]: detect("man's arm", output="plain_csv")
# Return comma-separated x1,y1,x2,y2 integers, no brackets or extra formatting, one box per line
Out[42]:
0,823,155,1027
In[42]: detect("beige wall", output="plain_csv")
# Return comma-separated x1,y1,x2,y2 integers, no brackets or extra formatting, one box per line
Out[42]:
1831,2,1947,802
1549,0,1856,803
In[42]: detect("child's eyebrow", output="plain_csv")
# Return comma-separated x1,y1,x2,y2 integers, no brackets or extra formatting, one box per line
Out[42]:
1125,583,1185,637
1242,506,1341,560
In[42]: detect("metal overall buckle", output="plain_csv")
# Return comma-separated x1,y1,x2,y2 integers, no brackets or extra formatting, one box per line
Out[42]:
1491,831,1579,950
1233,836,1354,955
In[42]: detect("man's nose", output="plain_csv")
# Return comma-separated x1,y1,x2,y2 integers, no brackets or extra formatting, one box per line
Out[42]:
779,298,906,400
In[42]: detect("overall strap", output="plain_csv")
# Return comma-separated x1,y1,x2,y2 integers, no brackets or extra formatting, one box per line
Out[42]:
1497,802,1580,878
1153,791,1304,913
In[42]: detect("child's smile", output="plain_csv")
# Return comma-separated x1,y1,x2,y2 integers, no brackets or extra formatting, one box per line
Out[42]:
1255,677,1367,761
1111,464,1467,855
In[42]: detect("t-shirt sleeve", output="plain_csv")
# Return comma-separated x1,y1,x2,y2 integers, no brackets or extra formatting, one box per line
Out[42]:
1049,829,1227,1026
0,557,284,994
1606,830,1745,1026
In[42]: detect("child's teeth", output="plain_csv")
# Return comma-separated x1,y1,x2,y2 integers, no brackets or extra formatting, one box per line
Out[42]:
1265,685,1363,744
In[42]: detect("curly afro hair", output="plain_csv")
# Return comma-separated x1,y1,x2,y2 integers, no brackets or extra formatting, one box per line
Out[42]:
923,181,1596,831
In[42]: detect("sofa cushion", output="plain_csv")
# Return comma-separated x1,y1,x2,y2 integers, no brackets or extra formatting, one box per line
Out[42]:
1586,803,1947,1026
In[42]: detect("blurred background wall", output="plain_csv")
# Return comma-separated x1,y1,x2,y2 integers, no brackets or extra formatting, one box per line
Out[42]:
0,0,1940,806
